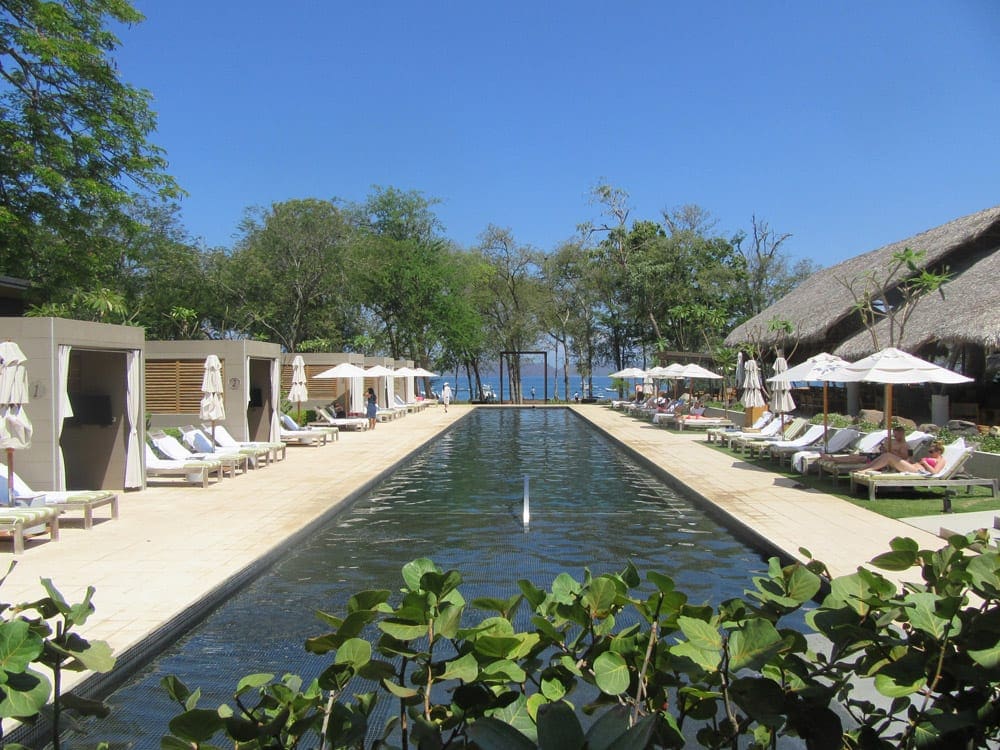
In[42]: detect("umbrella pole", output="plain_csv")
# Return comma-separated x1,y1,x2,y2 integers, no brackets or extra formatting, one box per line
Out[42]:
822,383,829,453
885,383,893,449
6,448,13,505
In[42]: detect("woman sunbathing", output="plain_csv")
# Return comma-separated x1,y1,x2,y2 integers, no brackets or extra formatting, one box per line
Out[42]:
862,441,944,474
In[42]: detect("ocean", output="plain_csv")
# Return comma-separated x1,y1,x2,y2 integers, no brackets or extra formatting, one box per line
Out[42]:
431,373,618,400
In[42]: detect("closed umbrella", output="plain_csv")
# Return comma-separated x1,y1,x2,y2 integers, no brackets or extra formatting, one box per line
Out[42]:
768,357,796,420
827,346,972,447
199,354,226,443
767,352,848,451
740,360,767,410
288,355,308,421
0,341,32,504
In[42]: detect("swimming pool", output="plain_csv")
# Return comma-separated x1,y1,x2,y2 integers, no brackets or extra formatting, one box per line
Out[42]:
68,408,773,747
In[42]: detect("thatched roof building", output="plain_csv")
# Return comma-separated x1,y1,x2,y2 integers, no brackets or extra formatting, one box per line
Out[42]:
724,205,1000,360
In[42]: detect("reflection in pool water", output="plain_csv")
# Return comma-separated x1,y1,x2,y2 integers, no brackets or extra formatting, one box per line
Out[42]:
72,408,773,748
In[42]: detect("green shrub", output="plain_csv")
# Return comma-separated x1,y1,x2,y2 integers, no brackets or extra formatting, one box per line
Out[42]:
162,535,1000,749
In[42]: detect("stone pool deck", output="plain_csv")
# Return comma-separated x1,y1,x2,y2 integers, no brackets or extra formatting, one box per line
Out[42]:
3,403,984,706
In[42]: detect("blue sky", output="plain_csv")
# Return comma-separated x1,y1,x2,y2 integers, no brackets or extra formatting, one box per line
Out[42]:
115,1,999,266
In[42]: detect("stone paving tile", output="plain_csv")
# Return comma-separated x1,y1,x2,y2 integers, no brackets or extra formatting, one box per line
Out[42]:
1,403,975,703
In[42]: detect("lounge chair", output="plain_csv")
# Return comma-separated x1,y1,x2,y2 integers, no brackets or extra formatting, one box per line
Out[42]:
671,414,736,431
310,406,368,431
706,411,771,443
0,464,118,530
150,430,247,477
145,444,221,487
850,438,999,508
279,414,332,446
208,424,286,463
0,505,62,554
817,430,930,485
789,428,861,474
181,425,269,469
752,424,828,461
729,417,805,453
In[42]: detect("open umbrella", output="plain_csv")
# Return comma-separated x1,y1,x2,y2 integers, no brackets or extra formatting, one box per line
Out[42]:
199,354,226,443
0,341,32,505
679,363,723,401
828,347,973,446
314,362,368,379
767,352,848,451
609,367,648,399
288,355,308,421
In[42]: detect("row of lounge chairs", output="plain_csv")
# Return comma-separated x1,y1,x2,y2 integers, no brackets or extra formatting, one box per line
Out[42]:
703,412,997,510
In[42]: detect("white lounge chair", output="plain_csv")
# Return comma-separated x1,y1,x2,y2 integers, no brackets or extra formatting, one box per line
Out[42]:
754,424,828,461
310,406,368,431
850,438,998,507
788,428,861,474
145,443,221,487
279,414,333,445
0,505,62,554
706,411,771,443
208,424,286,463
0,463,118,529
150,430,247,476
181,425,269,469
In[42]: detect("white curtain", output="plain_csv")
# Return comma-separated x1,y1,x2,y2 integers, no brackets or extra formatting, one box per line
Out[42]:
269,358,280,441
56,345,73,490
386,375,395,406
124,349,143,488
244,357,251,440
351,375,363,415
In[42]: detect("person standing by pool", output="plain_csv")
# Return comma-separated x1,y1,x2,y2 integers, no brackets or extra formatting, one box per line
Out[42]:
441,382,452,412
366,387,378,430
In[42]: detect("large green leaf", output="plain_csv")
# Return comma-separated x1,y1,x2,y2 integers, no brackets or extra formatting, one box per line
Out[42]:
439,652,478,682
402,558,439,590
647,571,674,593
729,676,785,723
434,600,464,639
481,658,527,683
677,616,722,651
0,620,44,676
466,716,535,750
488,693,537,742
904,592,957,640
335,637,372,669
377,619,428,641
0,668,51,718
536,701,585,750
583,577,620,618
593,651,629,696
167,708,225,743
728,619,785,672
669,641,721,673
347,589,392,613
873,651,927,697
551,573,582,604
60,637,115,673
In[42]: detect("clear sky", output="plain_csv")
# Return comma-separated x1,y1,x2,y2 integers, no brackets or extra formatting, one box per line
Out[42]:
114,1,999,266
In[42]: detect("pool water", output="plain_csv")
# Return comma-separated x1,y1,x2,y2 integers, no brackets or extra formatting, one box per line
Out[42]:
69,408,773,747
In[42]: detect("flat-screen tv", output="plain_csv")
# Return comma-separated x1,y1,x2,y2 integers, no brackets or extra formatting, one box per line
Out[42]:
69,393,114,426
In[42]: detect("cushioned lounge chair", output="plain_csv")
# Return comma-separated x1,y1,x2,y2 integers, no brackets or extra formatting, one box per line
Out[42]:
181,425,268,469
789,428,861,474
0,506,61,554
706,411,771,443
751,424,828,461
145,444,220,487
730,417,805,453
280,414,335,444
0,464,118,530
818,430,930,485
150,431,246,477
850,438,999,507
310,406,368,431
208,424,286,463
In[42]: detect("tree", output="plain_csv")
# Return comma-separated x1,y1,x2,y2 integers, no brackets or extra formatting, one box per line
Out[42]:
733,216,818,318
0,0,180,299
222,199,356,351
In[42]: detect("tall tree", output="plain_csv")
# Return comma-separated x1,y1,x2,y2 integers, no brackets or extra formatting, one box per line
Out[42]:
223,199,355,351
0,0,180,297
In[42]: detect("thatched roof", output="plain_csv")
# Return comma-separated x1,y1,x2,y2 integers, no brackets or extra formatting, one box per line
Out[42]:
835,247,1000,357
724,205,1000,352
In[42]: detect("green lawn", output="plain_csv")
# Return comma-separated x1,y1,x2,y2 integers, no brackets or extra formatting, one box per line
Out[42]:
701,440,999,520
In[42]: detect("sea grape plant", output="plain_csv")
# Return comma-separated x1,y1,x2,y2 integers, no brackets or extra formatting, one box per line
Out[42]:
160,531,1000,749
0,563,116,750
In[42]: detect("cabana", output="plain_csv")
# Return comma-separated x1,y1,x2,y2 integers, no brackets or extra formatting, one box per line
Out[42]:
146,340,281,443
3,317,145,492
280,352,367,417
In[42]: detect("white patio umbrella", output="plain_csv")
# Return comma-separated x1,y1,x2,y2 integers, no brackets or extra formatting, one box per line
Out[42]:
199,354,226,443
314,362,368,379
411,367,438,377
740,360,767,410
0,341,32,504
827,346,973,445
609,367,648,398
768,357,796,420
288,355,309,421
679,363,723,401
767,352,848,451
364,365,395,377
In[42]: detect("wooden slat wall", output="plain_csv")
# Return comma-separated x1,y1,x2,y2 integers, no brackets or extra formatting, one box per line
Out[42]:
146,359,214,413
280,363,341,400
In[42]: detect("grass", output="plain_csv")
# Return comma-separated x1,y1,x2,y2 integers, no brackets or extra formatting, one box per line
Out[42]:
702,440,999,520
